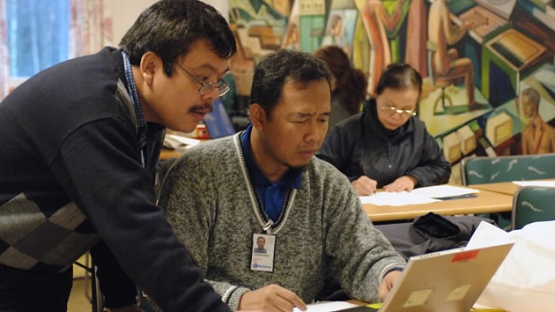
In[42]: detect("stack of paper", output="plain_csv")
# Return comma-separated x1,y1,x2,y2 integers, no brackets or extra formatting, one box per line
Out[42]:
360,185,480,206
360,192,441,206
293,301,359,312
163,134,201,151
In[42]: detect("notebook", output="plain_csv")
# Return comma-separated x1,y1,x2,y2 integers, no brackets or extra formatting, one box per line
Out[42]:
203,97,236,139
341,243,514,312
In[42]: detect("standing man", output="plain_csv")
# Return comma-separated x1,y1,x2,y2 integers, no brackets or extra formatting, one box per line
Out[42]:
0,1,256,312
159,50,406,312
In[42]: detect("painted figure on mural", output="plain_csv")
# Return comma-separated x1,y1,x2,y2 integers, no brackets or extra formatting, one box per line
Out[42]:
282,22,300,51
404,0,427,77
322,12,350,57
428,0,476,106
521,87,555,154
361,0,406,95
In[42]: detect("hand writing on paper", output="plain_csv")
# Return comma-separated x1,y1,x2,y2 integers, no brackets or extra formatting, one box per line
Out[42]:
239,284,307,312
383,176,417,193
352,176,378,196
378,270,403,301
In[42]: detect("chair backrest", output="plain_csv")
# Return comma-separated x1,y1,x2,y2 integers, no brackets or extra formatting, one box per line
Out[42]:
512,186,555,230
460,154,555,185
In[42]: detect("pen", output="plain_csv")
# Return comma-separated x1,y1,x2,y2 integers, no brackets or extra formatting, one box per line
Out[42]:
436,193,477,201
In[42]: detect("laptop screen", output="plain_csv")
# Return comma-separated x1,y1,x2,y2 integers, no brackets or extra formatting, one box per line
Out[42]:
204,97,236,139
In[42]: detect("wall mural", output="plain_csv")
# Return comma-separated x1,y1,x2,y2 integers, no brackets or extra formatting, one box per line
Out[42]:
227,0,555,183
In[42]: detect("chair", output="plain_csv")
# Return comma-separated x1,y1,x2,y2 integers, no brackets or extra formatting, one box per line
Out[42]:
512,186,555,230
427,41,455,116
460,153,555,185
74,252,103,312
460,153,555,229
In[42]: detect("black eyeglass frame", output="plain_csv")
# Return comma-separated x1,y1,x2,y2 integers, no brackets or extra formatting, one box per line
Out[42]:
176,63,231,97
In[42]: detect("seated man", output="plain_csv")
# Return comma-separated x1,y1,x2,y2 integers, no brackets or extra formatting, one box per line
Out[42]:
159,50,406,311
428,0,475,106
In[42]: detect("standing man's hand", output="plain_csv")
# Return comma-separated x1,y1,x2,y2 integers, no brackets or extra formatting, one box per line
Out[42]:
378,270,403,301
239,284,307,312
383,176,417,193
352,176,378,196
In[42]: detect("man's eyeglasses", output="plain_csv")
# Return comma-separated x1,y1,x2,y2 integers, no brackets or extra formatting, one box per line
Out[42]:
176,63,231,97
381,104,416,116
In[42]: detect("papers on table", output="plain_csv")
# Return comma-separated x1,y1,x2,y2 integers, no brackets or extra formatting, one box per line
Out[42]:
411,185,480,198
513,180,555,188
360,185,480,206
163,134,201,151
293,301,359,312
360,191,441,206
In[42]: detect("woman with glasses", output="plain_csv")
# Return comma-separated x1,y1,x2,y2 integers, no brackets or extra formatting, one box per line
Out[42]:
317,63,451,196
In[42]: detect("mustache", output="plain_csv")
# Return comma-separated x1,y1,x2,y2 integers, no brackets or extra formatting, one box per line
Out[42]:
189,103,214,114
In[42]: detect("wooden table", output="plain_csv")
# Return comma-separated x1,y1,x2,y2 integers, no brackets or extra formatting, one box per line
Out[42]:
159,137,209,160
468,182,520,196
160,149,185,160
362,189,513,222
469,179,555,196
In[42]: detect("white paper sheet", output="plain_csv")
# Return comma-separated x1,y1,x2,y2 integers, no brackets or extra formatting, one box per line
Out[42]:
293,301,359,312
163,134,201,150
512,180,555,187
359,185,480,206
359,191,441,206
467,221,555,311
410,185,480,198
465,221,515,249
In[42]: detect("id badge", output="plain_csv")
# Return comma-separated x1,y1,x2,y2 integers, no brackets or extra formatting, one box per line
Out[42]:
250,233,275,272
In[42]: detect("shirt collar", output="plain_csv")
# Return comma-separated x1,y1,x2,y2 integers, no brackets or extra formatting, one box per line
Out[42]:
121,51,147,145
241,124,302,190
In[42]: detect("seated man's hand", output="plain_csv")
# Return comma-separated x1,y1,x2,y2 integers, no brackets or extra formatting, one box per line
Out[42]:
378,270,403,301
382,176,416,193
352,176,378,196
239,284,307,312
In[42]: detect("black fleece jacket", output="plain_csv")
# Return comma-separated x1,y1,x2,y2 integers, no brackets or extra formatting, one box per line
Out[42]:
317,99,451,188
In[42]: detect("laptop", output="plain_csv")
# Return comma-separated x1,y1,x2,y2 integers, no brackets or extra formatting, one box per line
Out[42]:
203,97,236,139
341,243,514,312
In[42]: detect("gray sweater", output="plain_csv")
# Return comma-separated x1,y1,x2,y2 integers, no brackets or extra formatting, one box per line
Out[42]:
159,133,406,310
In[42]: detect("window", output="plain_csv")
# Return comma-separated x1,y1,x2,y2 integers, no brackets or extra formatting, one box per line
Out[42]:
6,0,69,80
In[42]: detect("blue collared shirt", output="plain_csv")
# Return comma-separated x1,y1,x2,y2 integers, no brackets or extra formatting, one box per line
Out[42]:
241,124,302,222
121,51,162,169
